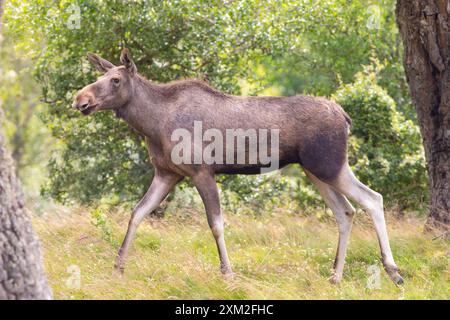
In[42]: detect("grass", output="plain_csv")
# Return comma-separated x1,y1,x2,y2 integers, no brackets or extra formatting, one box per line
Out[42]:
32,204,449,300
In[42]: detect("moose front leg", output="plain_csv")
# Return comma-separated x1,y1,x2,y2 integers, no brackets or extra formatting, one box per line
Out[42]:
115,170,182,274
192,172,233,276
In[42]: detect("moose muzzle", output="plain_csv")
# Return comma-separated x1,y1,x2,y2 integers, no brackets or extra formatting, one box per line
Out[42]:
72,90,98,115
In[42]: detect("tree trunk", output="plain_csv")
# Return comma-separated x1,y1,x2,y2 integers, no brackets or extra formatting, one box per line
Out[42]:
396,0,450,233
0,129,52,299
0,0,52,299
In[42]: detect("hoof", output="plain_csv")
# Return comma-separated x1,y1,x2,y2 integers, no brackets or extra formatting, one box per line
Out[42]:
329,274,342,284
395,276,404,285
223,271,236,281
390,272,404,285
113,263,125,277
385,265,404,285
221,266,235,280
112,269,124,278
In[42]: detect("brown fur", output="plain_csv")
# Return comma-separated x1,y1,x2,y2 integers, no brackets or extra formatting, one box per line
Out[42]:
74,59,351,182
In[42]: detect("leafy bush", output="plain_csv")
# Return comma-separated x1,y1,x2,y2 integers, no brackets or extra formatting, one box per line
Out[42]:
7,0,299,204
332,64,427,209
218,173,295,215
5,1,427,213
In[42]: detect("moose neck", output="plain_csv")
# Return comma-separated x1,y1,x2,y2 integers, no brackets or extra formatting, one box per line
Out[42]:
115,75,166,140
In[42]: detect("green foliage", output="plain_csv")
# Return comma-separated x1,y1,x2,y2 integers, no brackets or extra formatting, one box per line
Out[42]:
218,173,295,215
0,26,54,193
4,0,427,212
333,63,428,208
6,0,300,204
262,0,414,119
215,168,328,217
90,206,118,246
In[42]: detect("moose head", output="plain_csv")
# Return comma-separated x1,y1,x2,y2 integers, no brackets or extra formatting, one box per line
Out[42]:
72,48,137,115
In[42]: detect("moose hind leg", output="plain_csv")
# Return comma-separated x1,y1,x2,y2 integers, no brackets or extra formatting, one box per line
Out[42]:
115,171,182,273
331,164,403,285
305,170,355,284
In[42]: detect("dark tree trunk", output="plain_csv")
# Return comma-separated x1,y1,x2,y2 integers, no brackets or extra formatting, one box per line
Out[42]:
0,0,52,299
396,0,450,232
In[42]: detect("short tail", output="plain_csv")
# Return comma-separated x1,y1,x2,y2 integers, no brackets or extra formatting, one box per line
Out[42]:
343,111,352,127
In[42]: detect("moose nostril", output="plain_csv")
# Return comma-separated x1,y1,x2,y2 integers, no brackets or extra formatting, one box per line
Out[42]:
80,103,89,109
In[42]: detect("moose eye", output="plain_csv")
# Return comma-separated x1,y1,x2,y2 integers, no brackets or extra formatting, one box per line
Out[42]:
111,78,120,84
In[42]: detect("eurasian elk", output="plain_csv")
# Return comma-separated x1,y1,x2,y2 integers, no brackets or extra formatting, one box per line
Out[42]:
72,49,403,285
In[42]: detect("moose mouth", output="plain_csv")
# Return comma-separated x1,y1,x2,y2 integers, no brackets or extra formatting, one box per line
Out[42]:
79,104,98,116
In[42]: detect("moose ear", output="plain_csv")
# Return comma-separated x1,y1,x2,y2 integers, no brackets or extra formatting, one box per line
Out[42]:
87,53,115,73
120,48,137,75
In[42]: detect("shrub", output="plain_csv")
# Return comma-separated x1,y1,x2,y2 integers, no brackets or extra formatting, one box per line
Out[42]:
8,0,297,205
332,64,428,210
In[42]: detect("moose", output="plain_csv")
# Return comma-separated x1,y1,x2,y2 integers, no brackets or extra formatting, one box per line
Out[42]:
73,49,403,285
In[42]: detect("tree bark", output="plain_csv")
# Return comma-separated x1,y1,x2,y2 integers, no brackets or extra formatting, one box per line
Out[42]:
396,0,450,232
0,0,52,299
0,129,52,299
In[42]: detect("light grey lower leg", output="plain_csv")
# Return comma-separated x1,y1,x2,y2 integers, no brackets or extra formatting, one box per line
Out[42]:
332,165,403,284
115,171,181,272
192,172,232,275
305,170,355,283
